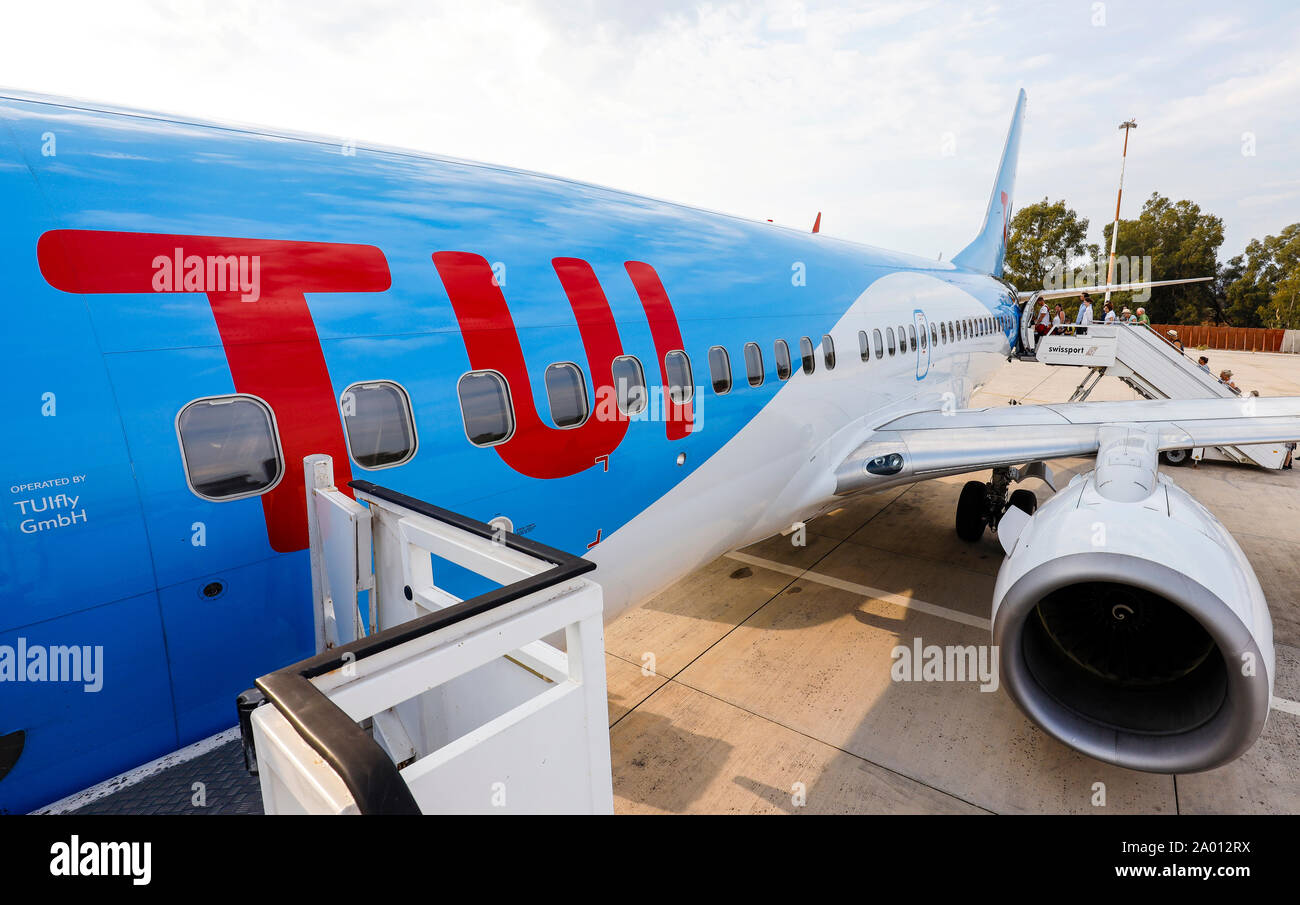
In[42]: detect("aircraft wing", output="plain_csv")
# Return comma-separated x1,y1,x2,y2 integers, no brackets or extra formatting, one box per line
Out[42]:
1017,276,1212,302
835,396,1300,495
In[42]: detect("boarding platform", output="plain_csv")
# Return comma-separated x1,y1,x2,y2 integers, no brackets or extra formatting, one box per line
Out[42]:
239,456,613,815
1018,308,1290,469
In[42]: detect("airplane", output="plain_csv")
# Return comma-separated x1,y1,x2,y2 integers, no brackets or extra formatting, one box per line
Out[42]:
1,87,1297,814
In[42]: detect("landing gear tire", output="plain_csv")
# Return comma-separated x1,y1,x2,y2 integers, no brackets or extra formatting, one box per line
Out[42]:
1007,488,1037,516
956,480,987,542
1161,448,1192,467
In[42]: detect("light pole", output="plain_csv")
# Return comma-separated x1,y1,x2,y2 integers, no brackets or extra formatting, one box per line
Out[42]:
1104,119,1137,304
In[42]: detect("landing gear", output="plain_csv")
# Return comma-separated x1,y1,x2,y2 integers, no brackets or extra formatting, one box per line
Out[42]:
1160,448,1191,467
1008,488,1037,516
955,468,1040,542
956,481,987,541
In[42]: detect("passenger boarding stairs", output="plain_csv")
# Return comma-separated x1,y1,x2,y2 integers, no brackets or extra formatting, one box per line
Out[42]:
237,455,614,815
1017,309,1289,469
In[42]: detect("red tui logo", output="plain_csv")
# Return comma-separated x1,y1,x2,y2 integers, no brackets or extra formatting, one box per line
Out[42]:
39,230,690,552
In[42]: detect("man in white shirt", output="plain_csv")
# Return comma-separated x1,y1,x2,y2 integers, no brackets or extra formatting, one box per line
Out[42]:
1075,293,1094,331
1034,302,1050,348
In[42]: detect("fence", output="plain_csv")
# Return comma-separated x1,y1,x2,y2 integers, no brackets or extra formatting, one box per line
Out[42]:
1151,324,1297,353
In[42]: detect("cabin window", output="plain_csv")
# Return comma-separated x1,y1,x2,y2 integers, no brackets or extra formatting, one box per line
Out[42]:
457,370,515,446
940,322,947,343
611,355,647,416
822,334,836,370
744,342,765,387
340,381,417,469
930,323,938,347
774,340,792,381
799,336,816,374
177,395,283,500
545,362,589,427
886,327,896,356
665,350,694,404
858,330,870,361
919,324,927,351
873,328,884,358
708,346,732,394
908,324,917,352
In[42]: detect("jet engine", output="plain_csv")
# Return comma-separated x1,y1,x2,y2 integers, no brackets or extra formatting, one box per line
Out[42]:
992,429,1274,773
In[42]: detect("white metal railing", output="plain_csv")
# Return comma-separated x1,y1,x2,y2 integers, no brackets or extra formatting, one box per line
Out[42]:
245,455,613,814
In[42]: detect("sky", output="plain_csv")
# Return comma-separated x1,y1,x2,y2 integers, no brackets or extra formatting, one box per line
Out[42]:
2,0,1297,260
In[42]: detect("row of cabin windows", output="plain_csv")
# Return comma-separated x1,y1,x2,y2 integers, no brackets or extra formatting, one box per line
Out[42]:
177,310,1016,499
457,311,1012,448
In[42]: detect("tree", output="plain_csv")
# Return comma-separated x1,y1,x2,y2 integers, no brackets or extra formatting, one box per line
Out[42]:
1218,253,1264,326
1004,198,1094,293
1101,193,1223,323
1220,223,1300,328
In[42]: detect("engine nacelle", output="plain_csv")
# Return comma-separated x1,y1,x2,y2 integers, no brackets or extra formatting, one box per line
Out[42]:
992,468,1274,773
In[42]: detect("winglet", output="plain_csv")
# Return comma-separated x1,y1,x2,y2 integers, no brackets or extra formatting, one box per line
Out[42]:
951,89,1026,277
812,211,821,234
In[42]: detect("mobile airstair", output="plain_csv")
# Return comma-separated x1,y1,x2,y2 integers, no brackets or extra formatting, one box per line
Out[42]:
237,455,614,815
1017,301,1289,468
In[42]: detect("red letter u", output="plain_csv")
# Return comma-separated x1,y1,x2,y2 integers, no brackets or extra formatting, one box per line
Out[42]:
433,251,629,479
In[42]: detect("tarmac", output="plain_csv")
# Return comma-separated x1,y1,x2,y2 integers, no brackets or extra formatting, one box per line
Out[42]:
605,348,1300,814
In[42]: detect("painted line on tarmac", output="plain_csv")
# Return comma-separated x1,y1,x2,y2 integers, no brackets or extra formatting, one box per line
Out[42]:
725,550,991,630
